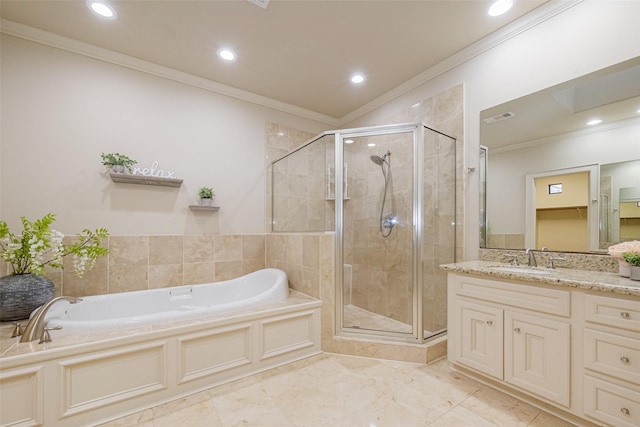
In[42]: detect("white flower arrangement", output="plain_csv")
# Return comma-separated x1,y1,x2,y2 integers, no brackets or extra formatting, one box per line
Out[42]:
0,213,108,278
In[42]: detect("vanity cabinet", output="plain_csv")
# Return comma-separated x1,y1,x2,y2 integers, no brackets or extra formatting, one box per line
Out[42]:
449,274,571,407
448,270,640,427
582,294,640,427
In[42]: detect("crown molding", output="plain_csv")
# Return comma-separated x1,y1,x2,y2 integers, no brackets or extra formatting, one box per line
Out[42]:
338,0,584,125
0,19,341,127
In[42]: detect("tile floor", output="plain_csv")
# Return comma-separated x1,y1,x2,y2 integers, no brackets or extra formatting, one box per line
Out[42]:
98,353,577,427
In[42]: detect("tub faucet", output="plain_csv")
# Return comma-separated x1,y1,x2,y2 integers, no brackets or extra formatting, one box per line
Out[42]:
19,296,82,343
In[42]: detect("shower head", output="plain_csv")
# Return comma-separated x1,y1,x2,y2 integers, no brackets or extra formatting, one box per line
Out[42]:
370,151,391,166
370,155,386,166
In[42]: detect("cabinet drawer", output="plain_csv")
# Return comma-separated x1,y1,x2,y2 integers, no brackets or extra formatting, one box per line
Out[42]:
585,294,640,332
454,275,570,316
584,329,640,385
584,375,640,427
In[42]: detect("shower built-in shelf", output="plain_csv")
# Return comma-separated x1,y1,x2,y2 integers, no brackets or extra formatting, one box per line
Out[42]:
325,197,351,201
110,173,183,187
189,205,220,212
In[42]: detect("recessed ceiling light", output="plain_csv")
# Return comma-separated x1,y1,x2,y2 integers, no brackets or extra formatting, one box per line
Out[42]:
488,0,513,16
217,48,236,61
344,139,354,144
637,108,640,113
586,119,603,126
367,143,376,147
351,74,365,84
86,0,117,19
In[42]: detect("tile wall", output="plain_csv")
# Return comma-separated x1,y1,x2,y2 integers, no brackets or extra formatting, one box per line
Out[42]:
0,235,266,298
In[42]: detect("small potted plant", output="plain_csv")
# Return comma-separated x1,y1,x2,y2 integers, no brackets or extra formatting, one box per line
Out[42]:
622,252,640,281
100,152,137,173
198,187,215,206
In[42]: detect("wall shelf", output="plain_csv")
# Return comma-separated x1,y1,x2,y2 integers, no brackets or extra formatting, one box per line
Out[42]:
110,173,183,187
189,205,220,212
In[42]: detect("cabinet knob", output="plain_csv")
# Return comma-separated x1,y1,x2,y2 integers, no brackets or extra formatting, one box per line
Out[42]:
620,312,631,319
486,320,493,326
620,407,630,415
514,328,521,333
620,356,630,364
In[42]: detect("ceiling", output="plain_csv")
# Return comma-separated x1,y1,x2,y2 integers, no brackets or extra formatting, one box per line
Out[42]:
481,56,640,150
0,0,553,123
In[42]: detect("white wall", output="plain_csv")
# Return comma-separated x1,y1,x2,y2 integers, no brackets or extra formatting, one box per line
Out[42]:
345,0,640,259
0,35,327,235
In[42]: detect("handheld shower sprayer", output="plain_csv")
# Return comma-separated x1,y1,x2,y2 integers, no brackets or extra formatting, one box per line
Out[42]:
370,151,395,237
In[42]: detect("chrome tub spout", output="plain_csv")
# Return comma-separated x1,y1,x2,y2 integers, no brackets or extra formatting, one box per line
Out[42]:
19,296,82,343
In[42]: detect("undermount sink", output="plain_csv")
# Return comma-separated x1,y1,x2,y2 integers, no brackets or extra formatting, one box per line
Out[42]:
489,266,552,275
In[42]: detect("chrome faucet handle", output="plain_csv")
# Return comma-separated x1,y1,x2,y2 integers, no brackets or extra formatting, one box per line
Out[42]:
547,256,565,269
504,254,519,265
39,326,62,344
11,322,24,338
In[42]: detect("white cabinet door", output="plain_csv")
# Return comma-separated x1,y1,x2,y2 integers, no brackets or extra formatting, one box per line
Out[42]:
456,300,504,379
505,310,570,407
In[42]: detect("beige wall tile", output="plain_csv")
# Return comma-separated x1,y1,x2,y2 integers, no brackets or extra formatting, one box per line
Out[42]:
214,235,241,261
184,234,215,263
149,235,183,265
214,261,243,281
242,235,265,261
149,264,183,288
108,236,149,293
302,235,319,269
183,262,215,285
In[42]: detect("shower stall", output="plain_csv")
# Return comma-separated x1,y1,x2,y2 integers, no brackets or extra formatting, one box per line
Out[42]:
271,122,457,343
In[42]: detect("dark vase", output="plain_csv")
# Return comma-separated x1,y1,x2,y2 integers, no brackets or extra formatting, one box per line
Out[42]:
0,274,55,321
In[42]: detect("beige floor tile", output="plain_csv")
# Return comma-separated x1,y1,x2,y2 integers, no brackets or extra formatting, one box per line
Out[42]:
99,354,578,427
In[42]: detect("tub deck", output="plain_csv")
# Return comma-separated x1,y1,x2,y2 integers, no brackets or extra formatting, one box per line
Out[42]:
0,290,321,427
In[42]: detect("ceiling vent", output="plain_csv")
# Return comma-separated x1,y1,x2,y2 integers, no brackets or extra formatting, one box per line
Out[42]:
483,111,516,124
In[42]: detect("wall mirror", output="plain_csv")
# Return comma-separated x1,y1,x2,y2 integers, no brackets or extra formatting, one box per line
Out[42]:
480,56,640,253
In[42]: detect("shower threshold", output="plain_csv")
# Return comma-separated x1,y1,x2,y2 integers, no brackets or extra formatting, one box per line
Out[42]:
343,304,436,337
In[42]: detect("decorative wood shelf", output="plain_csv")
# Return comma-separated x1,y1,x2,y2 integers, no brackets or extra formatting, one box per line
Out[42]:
189,205,220,212
110,173,183,187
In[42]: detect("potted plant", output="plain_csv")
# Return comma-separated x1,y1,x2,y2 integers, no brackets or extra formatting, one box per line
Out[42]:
198,187,215,206
608,241,640,277
100,152,137,173
623,252,640,281
0,213,109,321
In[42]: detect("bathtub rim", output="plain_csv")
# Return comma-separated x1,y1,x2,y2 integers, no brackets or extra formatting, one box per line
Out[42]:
0,290,321,365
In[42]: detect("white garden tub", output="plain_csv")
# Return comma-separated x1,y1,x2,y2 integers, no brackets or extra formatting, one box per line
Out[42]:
1,268,321,427
43,268,290,336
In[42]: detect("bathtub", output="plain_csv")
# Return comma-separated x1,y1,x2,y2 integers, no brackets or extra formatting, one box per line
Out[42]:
44,268,290,336
1,268,321,427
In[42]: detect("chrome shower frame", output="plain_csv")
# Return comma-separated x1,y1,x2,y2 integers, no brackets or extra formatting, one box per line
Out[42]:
333,122,452,343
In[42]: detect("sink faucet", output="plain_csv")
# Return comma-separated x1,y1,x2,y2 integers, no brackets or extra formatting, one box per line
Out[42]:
525,248,537,267
19,296,82,343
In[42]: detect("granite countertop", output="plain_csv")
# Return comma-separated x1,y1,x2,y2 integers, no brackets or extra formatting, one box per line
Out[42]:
440,260,640,297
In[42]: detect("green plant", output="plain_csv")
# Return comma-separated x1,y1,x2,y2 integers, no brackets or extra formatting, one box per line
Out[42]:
0,214,109,278
100,152,137,172
623,252,640,267
198,187,215,199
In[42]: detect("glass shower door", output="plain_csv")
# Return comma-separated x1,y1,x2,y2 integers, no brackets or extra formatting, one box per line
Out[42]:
340,129,415,336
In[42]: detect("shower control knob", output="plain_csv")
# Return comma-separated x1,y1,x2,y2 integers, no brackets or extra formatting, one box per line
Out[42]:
620,356,630,364
514,328,521,333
